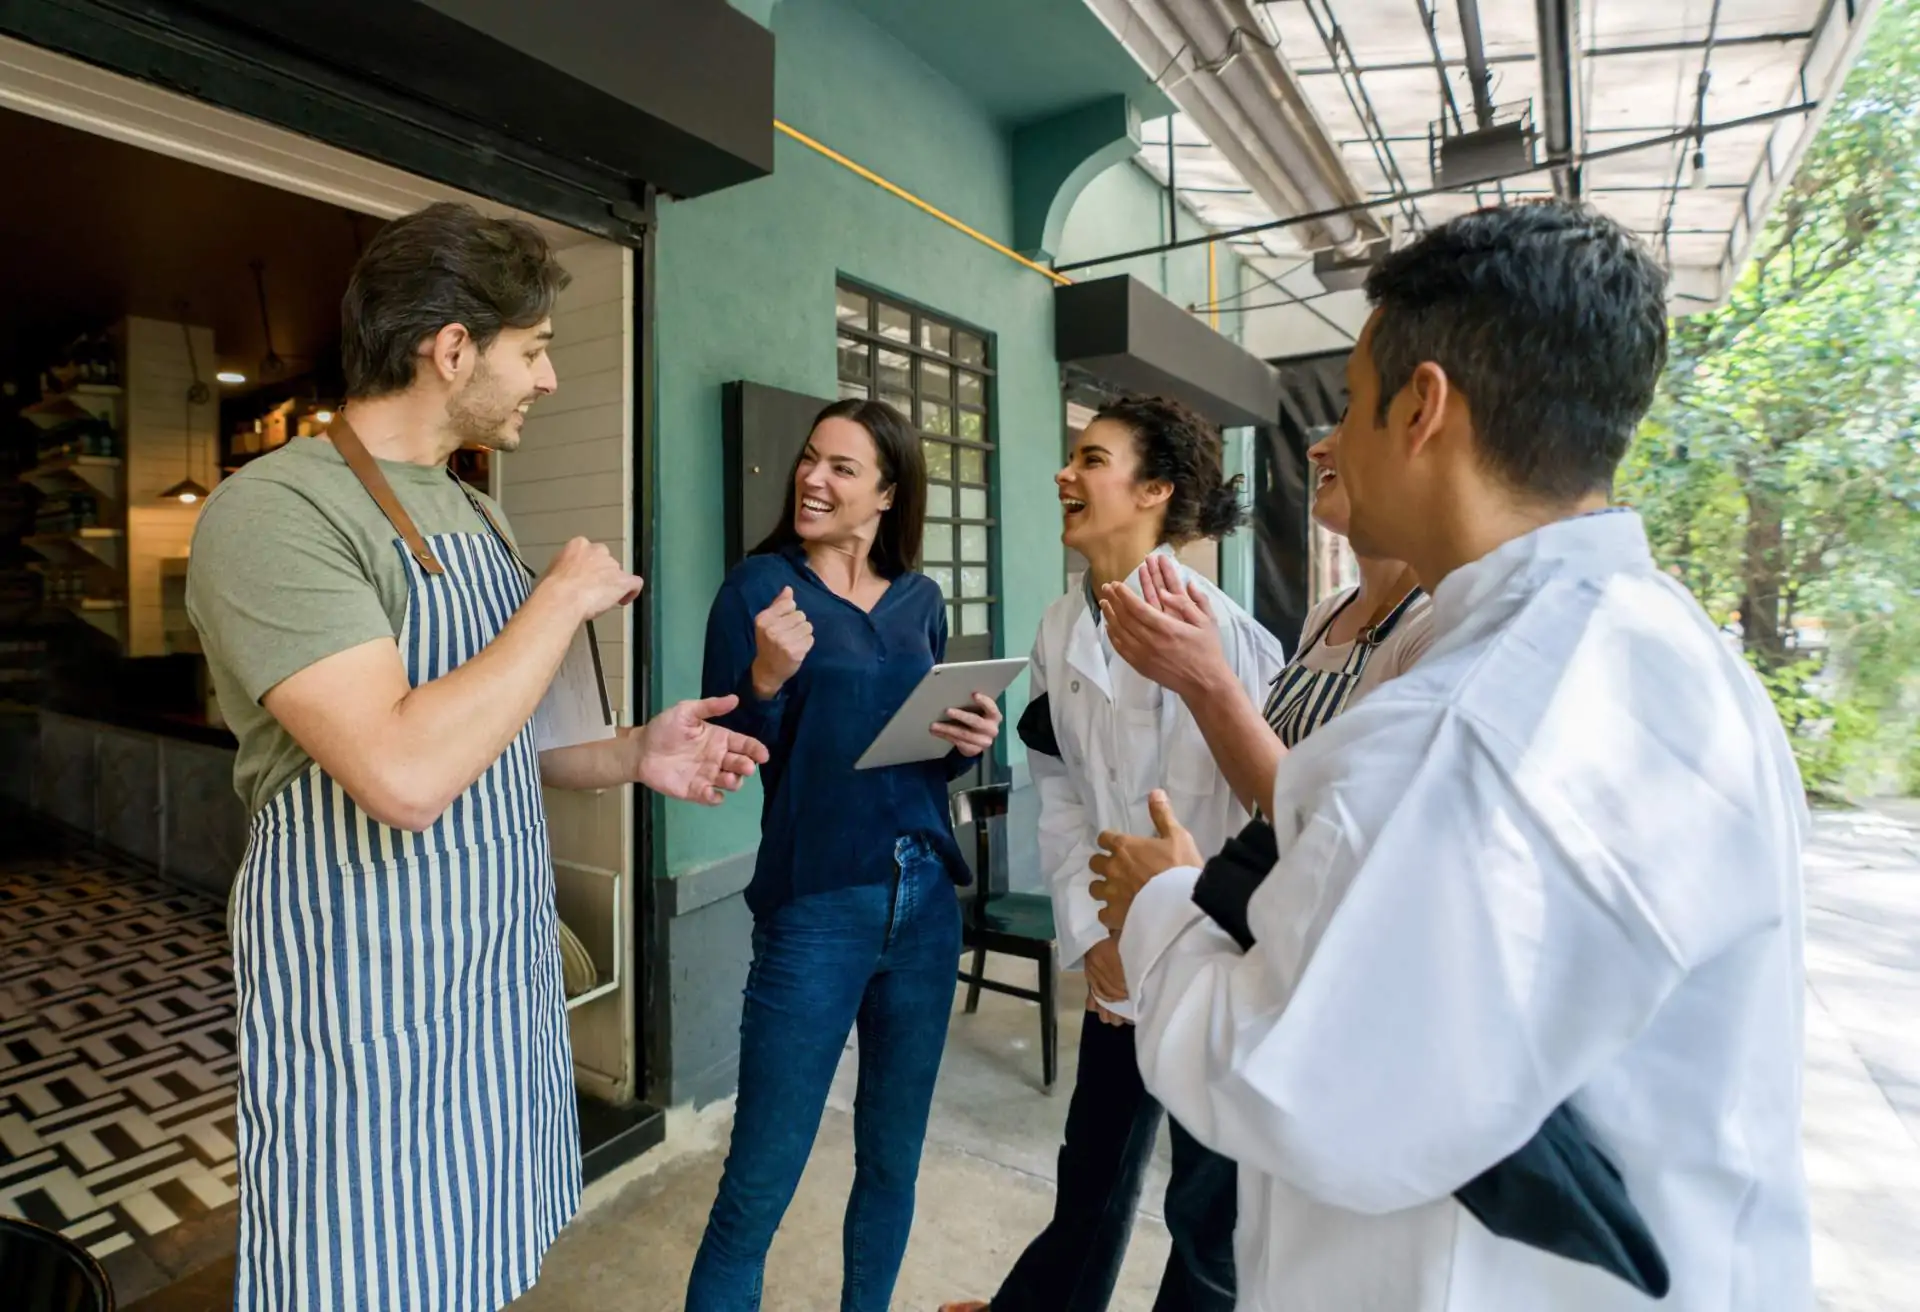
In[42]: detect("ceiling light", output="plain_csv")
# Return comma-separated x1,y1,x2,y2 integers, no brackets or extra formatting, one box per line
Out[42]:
216,371,247,385
1691,149,1708,191
160,478,211,505
314,410,335,424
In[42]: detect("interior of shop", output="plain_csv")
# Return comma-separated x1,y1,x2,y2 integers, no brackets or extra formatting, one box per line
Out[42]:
0,100,630,1307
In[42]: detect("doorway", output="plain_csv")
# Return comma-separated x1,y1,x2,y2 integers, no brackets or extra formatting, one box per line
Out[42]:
0,42,646,1308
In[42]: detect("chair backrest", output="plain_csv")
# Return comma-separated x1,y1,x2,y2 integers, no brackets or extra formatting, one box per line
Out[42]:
0,1215,114,1312
950,783,1012,923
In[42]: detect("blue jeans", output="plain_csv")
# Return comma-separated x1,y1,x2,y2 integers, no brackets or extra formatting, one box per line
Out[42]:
687,836,961,1311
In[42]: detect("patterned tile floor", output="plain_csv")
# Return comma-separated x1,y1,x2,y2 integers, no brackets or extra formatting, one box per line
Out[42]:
0,821,239,1304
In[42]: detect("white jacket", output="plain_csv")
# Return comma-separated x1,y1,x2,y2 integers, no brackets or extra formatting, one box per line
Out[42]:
1027,547,1287,989
1120,512,1812,1311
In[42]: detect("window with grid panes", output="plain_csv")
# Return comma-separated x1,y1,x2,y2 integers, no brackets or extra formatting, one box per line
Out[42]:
834,283,997,664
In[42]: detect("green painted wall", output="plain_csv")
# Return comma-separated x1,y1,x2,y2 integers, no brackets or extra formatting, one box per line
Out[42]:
653,2,1263,878
1055,155,1252,346
652,0,1065,877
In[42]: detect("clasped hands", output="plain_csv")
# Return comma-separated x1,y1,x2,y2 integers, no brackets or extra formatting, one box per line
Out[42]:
1090,789,1202,936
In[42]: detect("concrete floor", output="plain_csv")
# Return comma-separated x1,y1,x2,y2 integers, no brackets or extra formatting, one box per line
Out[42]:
515,802,1920,1311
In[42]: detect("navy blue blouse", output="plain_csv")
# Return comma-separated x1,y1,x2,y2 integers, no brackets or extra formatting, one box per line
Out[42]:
702,545,972,918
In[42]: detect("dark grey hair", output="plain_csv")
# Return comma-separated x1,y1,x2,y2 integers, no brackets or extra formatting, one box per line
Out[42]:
1363,200,1669,501
341,202,571,399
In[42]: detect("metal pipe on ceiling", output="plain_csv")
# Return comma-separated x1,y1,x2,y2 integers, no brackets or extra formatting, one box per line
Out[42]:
1454,0,1497,129
1053,100,1817,271
1534,0,1581,197
1288,30,1815,77
1094,0,1384,254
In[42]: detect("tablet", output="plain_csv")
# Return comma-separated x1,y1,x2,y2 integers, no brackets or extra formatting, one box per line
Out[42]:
854,658,1029,770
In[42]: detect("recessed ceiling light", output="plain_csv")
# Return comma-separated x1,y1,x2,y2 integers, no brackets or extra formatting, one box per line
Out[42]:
216,371,247,385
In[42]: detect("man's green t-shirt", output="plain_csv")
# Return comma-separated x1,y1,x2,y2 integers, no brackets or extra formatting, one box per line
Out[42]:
186,436,519,816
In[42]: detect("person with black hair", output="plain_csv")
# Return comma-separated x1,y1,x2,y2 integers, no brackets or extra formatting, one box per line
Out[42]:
1089,201,1811,1311
690,398,1003,1311
942,395,1285,1312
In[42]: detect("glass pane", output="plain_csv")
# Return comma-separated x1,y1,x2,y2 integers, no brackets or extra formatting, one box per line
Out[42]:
880,391,912,419
921,321,952,355
837,336,868,379
927,484,952,519
921,360,951,400
837,379,869,401
960,487,987,520
924,525,952,562
960,524,988,563
948,603,958,636
922,440,953,480
959,446,985,483
921,401,952,436
961,566,988,598
958,410,984,442
956,332,985,365
958,371,984,405
962,603,989,635
836,286,869,329
878,303,912,343
877,349,910,393
924,565,954,597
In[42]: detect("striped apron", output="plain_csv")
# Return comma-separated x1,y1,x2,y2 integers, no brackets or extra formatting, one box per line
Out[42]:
230,428,580,1311
1263,588,1423,748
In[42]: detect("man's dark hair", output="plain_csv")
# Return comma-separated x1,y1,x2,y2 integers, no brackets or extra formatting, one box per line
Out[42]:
1094,394,1247,544
341,202,571,399
752,398,929,579
1363,200,1669,501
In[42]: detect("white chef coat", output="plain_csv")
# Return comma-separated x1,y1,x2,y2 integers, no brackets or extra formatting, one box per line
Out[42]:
1029,546,1287,1008
1120,512,1812,1311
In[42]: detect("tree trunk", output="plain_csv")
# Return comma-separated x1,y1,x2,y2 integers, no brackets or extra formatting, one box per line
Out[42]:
1741,481,1791,669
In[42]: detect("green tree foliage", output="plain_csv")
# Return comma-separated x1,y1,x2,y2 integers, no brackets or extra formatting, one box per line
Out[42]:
1619,0,1920,794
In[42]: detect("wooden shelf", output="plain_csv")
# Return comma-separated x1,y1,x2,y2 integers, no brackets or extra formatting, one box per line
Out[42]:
25,528,122,543
23,455,123,501
24,529,123,568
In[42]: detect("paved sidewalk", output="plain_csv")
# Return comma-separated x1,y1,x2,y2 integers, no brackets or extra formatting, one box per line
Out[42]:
517,804,1920,1310
1802,804,1920,1311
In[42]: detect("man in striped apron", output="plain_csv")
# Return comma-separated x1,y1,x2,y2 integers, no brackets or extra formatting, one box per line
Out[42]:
186,203,766,1310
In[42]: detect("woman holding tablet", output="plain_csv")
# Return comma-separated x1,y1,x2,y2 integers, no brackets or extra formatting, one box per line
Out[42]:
944,395,1285,1312
690,397,1002,1311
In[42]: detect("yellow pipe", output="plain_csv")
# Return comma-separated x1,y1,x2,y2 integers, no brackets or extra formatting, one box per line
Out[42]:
1207,241,1218,330
774,119,1072,287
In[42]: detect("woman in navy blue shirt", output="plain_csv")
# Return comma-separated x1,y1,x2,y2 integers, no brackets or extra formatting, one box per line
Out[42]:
688,398,1002,1311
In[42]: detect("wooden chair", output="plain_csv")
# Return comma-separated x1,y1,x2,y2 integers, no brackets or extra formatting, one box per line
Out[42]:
950,783,1059,1090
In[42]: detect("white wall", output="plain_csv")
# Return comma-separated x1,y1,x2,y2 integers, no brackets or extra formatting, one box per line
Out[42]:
496,240,637,1102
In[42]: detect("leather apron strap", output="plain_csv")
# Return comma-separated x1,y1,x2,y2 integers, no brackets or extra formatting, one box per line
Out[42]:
325,415,445,576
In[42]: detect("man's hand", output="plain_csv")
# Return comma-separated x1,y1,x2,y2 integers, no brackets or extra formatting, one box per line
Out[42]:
750,587,814,699
534,537,644,623
1090,791,1202,935
1083,936,1128,1002
930,692,1004,758
632,695,770,805
1098,554,1229,700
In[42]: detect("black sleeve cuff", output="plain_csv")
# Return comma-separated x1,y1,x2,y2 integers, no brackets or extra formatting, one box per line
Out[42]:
1017,692,1060,758
1190,817,1280,952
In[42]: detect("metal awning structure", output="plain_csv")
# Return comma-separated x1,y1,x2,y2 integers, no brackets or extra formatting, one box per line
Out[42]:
1081,0,1882,357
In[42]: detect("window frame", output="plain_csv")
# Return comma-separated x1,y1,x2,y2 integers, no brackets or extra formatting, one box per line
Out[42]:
833,278,999,665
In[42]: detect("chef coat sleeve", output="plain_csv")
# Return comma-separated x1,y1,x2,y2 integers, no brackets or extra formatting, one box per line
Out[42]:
1218,598,1290,701
1025,637,1107,972
1121,706,1700,1216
